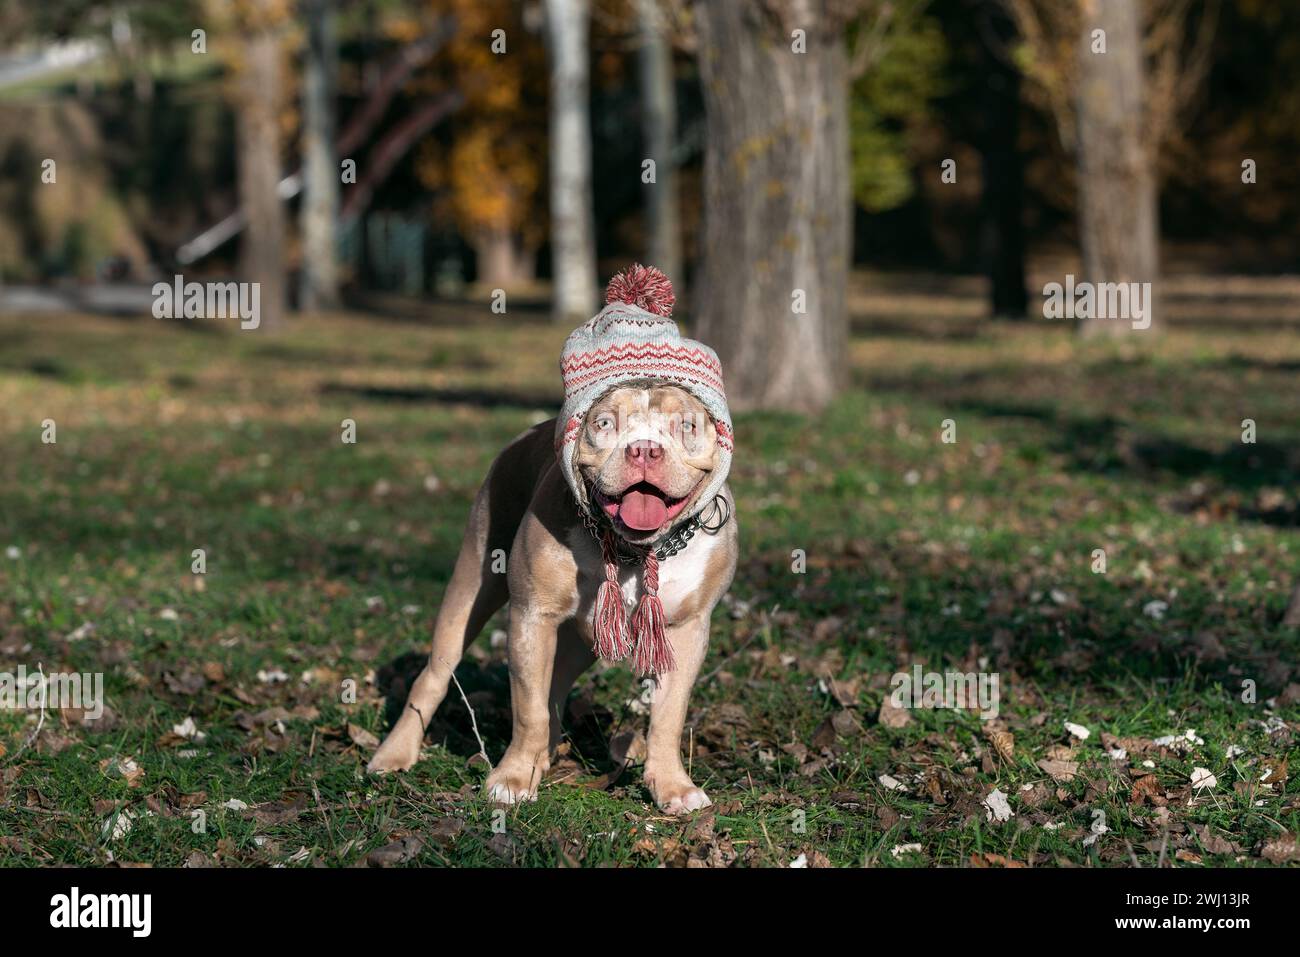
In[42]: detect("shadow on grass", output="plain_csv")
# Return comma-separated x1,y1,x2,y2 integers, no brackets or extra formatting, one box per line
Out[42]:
374,651,623,773
339,290,552,326
321,382,558,410
862,360,1300,501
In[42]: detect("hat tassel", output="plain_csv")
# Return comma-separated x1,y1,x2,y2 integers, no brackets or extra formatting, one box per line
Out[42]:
594,531,632,660
631,551,674,676
592,530,674,676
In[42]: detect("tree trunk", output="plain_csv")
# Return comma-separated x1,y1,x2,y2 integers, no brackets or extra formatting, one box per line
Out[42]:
694,2,850,413
1075,0,1158,336
299,0,340,311
473,229,536,288
235,24,286,328
636,0,681,287
978,1,1027,319
544,0,598,323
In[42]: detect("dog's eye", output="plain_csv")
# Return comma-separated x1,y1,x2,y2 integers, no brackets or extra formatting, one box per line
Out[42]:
594,414,615,431
681,419,696,435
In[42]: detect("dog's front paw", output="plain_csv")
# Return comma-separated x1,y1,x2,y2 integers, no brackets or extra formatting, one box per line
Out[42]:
645,769,711,815
482,754,546,804
366,723,423,775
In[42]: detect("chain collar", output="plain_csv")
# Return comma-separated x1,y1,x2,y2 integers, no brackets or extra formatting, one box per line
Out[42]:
578,488,731,562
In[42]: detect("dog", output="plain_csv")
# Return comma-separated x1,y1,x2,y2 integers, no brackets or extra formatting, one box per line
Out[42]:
368,266,737,814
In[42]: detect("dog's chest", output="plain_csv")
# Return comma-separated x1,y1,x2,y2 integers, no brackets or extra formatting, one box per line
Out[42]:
569,525,724,625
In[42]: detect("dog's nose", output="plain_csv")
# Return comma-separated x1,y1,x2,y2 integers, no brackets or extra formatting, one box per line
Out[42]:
625,440,663,464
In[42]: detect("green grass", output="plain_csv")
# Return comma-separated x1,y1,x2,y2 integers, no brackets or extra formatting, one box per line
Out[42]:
0,304,1297,867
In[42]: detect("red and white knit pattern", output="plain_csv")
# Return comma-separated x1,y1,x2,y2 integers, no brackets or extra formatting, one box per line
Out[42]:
561,341,726,398
554,265,734,535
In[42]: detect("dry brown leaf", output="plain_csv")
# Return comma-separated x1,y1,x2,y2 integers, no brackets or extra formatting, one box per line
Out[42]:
347,723,380,749
201,662,226,683
1261,755,1288,788
1261,833,1300,864
925,774,947,805
984,728,1014,762
877,695,913,729
366,834,423,867
831,709,863,736
1130,774,1162,806
428,817,465,846
1037,758,1079,782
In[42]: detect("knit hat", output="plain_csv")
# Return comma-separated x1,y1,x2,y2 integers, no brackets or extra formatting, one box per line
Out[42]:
555,264,734,527
554,264,734,677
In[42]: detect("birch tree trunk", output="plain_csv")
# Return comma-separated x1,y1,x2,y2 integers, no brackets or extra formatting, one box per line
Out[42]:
544,0,598,323
636,0,681,287
1075,0,1159,336
694,2,850,413
299,0,340,310
235,20,286,329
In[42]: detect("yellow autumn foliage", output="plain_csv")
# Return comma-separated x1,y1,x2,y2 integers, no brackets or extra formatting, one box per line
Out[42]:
413,0,548,244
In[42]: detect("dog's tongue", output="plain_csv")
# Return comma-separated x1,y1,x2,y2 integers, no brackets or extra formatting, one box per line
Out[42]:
619,489,669,531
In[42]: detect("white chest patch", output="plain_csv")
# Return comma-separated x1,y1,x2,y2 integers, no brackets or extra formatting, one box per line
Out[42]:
566,522,728,626
653,530,726,621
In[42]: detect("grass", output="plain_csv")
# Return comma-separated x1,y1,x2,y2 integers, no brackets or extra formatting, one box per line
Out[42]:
0,300,1297,867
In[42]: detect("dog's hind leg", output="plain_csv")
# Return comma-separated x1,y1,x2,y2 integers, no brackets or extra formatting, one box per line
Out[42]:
368,427,548,774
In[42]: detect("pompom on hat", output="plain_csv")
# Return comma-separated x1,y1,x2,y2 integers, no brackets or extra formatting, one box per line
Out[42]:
554,264,734,531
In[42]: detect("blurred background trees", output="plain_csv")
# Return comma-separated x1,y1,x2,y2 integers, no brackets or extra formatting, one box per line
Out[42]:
415,0,544,290
1004,0,1218,336
0,0,1296,399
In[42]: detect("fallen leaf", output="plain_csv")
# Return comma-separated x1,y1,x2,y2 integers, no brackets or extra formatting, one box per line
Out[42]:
1261,833,1300,864
984,728,1014,762
428,817,466,846
1130,774,1162,805
1261,755,1288,788
890,843,923,859
366,835,423,867
983,788,1014,823
1064,721,1091,741
170,717,206,743
877,696,912,729
831,709,863,736
971,852,1026,868
1037,758,1079,782
102,809,135,841
348,724,380,750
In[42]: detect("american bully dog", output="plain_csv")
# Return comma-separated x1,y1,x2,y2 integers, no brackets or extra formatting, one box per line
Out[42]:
368,265,737,814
